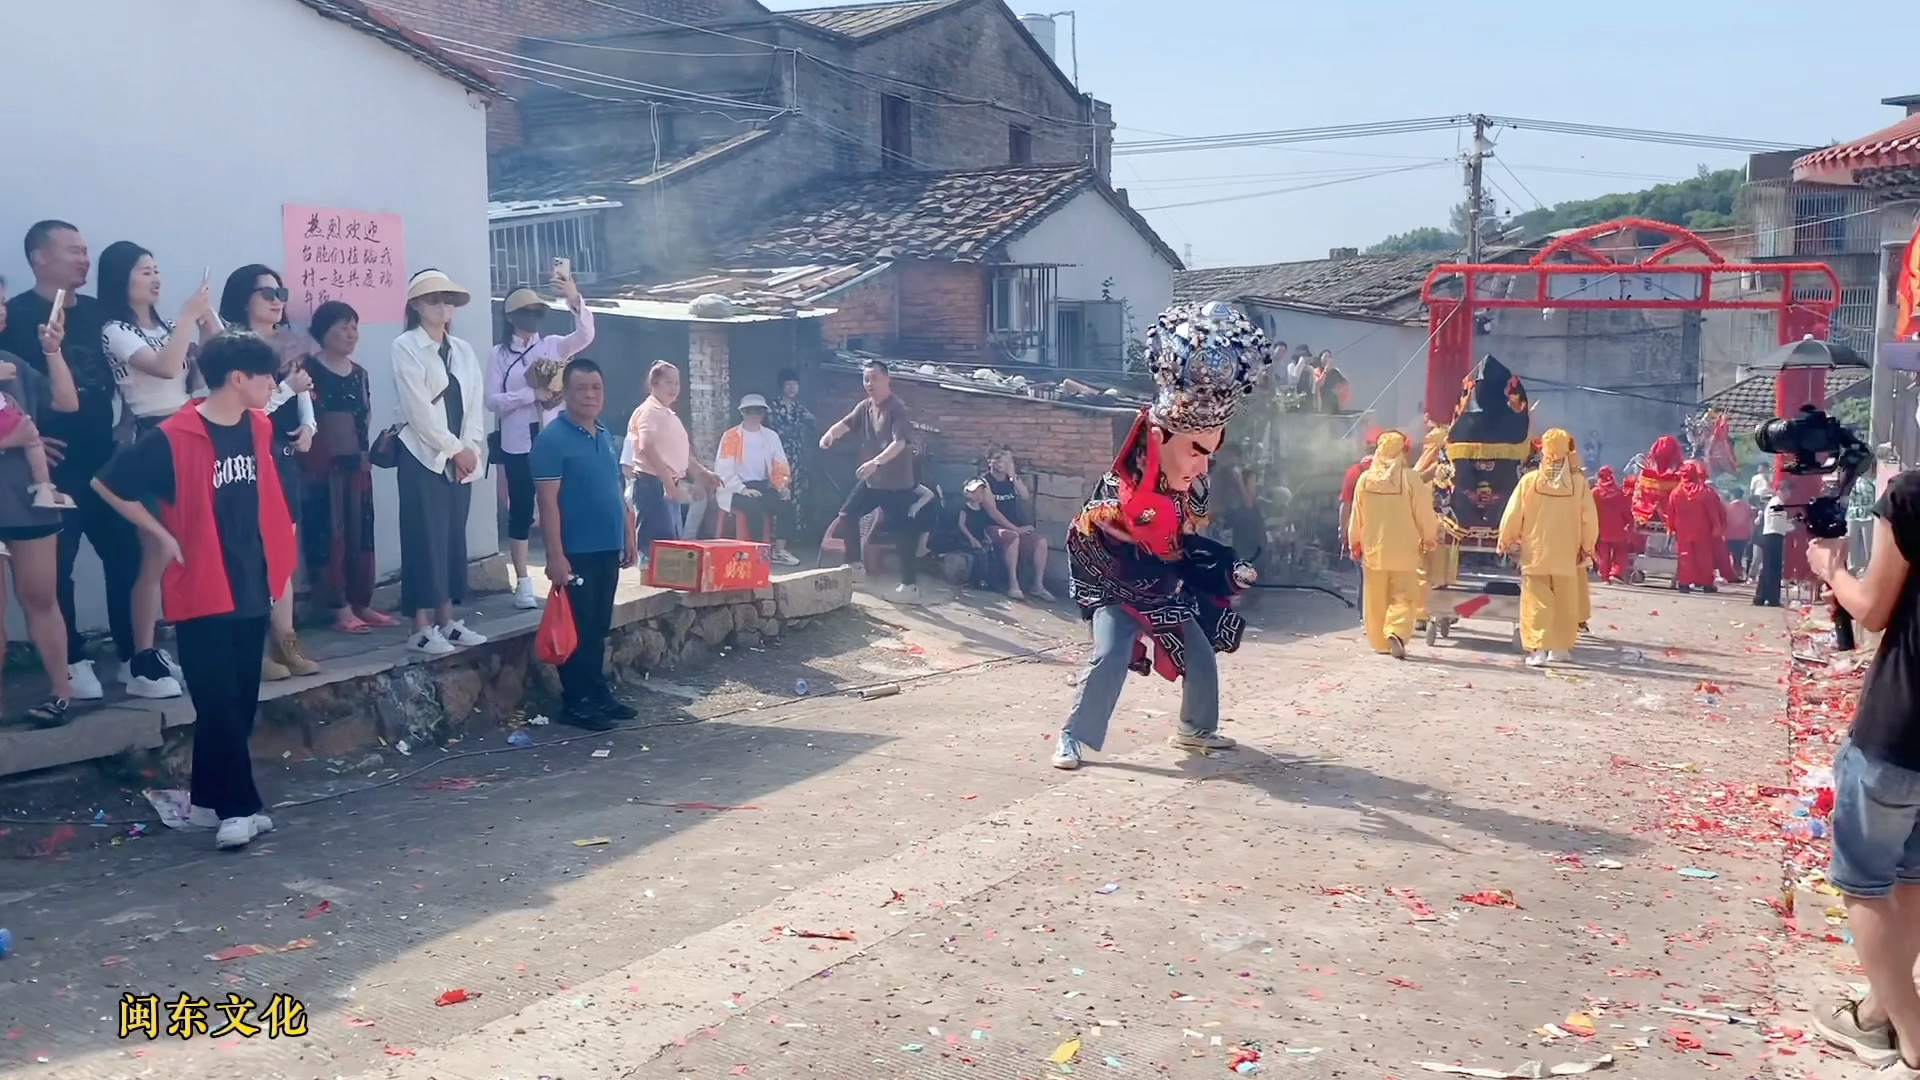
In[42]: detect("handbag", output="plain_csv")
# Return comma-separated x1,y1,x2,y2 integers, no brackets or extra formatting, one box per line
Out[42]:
536,583,578,665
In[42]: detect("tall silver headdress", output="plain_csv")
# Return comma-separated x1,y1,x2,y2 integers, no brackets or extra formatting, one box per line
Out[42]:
1144,301,1273,433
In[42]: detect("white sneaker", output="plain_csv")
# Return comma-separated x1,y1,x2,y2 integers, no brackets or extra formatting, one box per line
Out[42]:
188,804,220,829
157,649,184,683
1547,650,1574,664
410,627,457,656
1525,651,1548,668
513,578,539,609
771,549,801,567
1052,732,1083,770
442,620,488,647
249,813,274,836
67,660,104,701
215,817,253,850
891,584,924,605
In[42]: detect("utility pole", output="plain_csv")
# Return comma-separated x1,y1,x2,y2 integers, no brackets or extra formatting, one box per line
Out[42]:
1465,114,1491,262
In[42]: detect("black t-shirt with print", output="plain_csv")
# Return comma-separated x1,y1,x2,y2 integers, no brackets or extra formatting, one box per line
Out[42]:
98,413,271,620
985,474,1028,527
0,290,118,484
1850,470,1920,770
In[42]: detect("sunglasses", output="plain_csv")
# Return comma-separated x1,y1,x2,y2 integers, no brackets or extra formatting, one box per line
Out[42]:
255,286,290,302
417,294,459,308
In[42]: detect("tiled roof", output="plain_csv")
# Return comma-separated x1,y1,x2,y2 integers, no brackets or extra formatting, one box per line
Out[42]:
1699,367,1870,429
1174,251,1459,320
723,163,1135,263
296,0,494,95
589,262,887,315
1794,112,1920,185
782,0,968,37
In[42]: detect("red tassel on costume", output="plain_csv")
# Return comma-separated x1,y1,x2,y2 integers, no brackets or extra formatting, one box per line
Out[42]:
1114,411,1182,558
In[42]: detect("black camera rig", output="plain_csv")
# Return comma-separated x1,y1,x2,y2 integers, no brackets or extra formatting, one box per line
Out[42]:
1753,405,1872,650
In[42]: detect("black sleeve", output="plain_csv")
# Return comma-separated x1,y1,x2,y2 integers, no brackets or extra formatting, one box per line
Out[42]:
1875,470,1920,567
98,428,177,505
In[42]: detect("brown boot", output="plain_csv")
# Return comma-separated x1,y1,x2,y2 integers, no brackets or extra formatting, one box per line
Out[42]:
272,630,321,677
261,652,291,682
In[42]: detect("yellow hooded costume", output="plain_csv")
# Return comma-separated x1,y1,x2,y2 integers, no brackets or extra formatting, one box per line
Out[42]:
1410,422,1457,622
1349,431,1438,655
1498,429,1599,656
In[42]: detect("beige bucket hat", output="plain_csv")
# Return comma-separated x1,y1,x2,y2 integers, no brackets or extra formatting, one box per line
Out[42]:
504,287,546,314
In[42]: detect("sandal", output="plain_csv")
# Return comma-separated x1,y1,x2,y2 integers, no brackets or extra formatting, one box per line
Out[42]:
356,608,401,628
26,696,71,729
333,613,372,634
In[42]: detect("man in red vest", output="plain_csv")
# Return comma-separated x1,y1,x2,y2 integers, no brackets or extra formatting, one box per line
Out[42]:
94,330,295,851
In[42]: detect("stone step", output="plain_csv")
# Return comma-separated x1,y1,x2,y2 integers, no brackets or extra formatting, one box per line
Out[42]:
0,566,853,784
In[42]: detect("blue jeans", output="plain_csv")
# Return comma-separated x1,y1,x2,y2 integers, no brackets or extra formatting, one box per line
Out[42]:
632,473,683,556
1063,605,1219,753
1829,739,1920,898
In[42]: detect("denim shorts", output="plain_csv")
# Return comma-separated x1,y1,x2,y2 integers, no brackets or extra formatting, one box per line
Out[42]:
1829,739,1920,898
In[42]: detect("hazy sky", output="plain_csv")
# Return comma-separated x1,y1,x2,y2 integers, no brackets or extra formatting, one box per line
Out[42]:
767,0,1913,268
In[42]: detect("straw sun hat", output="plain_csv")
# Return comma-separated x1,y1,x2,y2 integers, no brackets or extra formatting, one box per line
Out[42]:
405,269,471,305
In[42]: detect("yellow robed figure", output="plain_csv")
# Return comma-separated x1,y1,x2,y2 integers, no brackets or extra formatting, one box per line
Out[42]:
1411,422,1456,623
1498,429,1598,666
1349,431,1437,658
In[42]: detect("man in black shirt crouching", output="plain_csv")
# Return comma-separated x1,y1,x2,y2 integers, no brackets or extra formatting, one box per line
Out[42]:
1807,469,1920,1073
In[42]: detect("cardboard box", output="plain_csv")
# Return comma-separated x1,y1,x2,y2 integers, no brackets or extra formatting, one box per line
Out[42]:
646,539,772,593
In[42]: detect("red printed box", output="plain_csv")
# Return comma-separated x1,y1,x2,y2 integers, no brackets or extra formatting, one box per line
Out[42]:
645,539,772,593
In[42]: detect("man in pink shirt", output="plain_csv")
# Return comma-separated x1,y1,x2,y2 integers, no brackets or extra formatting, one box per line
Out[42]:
621,361,717,561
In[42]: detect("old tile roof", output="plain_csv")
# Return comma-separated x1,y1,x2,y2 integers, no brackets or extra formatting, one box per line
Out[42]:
296,0,494,95
782,0,969,37
1794,111,1920,186
723,163,1181,266
1699,367,1870,429
589,262,888,315
1174,251,1455,321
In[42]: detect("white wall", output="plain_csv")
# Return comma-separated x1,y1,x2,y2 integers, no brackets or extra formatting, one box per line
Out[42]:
0,0,494,637
1247,306,1432,436
1005,189,1175,347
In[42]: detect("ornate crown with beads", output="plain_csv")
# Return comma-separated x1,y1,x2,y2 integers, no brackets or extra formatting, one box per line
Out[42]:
1144,301,1274,433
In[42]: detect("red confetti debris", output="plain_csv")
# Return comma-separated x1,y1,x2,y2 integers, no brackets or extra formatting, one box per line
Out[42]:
1458,889,1520,909
774,926,857,941
1667,1027,1703,1051
345,1017,378,1028
301,900,332,919
1387,977,1422,989
434,989,474,1007
383,1046,416,1057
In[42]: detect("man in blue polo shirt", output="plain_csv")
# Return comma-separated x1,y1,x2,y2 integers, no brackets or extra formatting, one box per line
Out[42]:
531,358,640,730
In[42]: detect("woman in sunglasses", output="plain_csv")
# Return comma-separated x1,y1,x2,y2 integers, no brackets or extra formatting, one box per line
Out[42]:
218,265,320,682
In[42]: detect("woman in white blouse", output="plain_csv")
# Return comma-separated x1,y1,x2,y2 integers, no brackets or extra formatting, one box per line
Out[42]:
392,269,489,656
97,241,220,700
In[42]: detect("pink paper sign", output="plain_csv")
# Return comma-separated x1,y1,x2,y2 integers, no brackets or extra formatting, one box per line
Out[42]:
282,205,405,324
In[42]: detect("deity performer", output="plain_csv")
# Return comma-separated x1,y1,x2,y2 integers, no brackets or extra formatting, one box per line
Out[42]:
1590,465,1635,583
1411,422,1457,629
1633,434,1686,527
1666,461,1721,593
1350,431,1438,659
1051,302,1272,771
1499,428,1599,667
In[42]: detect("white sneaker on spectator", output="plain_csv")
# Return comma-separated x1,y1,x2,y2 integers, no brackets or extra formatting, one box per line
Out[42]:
410,627,456,656
249,813,274,836
442,620,488,647
157,649,184,683
125,649,182,699
215,817,253,850
513,578,539,609
67,660,103,701
891,583,924,605
772,549,801,567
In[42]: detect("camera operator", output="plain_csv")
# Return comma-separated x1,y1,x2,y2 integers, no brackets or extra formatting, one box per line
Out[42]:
1806,469,1920,1070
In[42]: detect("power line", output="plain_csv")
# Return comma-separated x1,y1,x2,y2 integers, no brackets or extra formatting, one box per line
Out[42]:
1485,115,1807,155
1134,161,1451,212
1114,114,1815,158
1495,156,1546,211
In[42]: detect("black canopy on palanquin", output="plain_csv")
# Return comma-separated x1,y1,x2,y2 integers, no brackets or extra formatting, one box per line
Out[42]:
1447,355,1530,446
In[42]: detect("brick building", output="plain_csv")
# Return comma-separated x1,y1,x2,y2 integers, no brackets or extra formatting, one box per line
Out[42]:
476,0,1116,288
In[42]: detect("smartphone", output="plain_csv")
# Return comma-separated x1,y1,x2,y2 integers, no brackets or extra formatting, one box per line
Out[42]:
552,257,572,283
49,290,66,328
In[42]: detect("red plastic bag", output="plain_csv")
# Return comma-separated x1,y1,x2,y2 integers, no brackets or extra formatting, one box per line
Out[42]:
537,585,577,665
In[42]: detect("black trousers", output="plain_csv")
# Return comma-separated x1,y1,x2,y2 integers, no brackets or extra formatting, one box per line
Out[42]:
838,484,926,585
1755,533,1785,606
732,481,796,542
500,451,535,542
558,550,620,705
177,614,269,820
58,478,140,662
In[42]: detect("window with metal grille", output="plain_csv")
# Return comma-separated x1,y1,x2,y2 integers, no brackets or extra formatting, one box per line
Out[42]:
990,265,1056,363
488,213,608,295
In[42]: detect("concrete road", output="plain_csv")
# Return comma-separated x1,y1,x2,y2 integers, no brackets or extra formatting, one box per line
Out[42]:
0,580,1821,1079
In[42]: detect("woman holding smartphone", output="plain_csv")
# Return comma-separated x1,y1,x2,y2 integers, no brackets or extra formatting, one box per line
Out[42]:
488,259,592,609
219,265,319,681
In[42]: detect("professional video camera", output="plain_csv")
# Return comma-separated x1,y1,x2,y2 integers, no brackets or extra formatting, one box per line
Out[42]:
1754,405,1873,650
